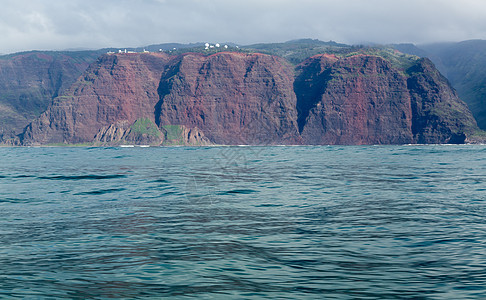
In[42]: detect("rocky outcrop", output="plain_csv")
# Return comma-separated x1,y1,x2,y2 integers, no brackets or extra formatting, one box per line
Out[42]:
0,133,21,146
160,125,212,146
18,51,479,146
92,119,211,146
93,119,165,146
94,120,133,144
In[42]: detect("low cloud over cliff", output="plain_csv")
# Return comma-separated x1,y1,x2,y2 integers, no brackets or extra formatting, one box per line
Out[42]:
1,0,486,54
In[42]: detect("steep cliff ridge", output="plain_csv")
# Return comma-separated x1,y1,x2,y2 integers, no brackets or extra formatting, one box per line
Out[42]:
406,58,477,144
22,53,171,145
0,51,100,141
295,53,478,144
296,54,413,145
156,52,302,145
393,40,486,130
18,49,479,146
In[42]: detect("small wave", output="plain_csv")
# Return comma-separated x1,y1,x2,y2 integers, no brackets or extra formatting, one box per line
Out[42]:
218,189,258,195
75,188,126,195
255,203,283,207
39,174,127,180
0,197,38,203
161,190,179,196
153,179,169,183
0,175,36,179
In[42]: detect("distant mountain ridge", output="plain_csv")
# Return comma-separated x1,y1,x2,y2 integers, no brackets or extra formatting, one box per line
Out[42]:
392,39,486,130
0,50,103,139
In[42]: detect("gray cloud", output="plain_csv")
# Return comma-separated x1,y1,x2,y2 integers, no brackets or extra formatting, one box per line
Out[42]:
1,0,486,54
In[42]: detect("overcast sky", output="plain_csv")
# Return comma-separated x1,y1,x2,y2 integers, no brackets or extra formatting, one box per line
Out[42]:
1,0,485,54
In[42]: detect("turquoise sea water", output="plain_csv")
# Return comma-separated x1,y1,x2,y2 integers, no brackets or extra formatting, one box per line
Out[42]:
1,146,486,299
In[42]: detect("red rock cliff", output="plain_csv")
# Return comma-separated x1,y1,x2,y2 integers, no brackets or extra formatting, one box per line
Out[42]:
156,52,302,145
20,51,478,145
0,51,98,138
22,53,170,145
296,54,413,144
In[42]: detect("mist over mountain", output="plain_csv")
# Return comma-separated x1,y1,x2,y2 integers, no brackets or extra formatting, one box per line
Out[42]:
393,40,486,130
3,0,486,55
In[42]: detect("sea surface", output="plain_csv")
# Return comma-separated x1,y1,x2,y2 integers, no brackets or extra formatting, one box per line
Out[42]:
1,145,485,299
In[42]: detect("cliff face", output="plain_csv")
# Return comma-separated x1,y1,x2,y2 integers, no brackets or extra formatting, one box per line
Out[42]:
156,52,302,145
406,58,478,144
396,40,486,130
22,53,171,145
296,54,413,145
295,55,477,144
19,51,479,146
0,51,99,139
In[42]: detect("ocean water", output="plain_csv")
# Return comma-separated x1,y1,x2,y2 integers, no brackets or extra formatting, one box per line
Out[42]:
0,145,485,299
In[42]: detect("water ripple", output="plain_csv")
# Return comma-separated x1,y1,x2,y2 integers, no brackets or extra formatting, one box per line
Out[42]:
38,174,127,180
0,146,485,298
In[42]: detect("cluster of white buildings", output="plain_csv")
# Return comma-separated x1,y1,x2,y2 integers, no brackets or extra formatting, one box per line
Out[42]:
204,43,229,50
107,49,151,54
106,43,236,55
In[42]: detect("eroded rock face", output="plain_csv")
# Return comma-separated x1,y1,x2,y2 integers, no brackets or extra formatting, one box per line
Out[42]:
294,54,478,144
19,51,479,146
296,54,413,145
94,120,132,144
406,58,478,144
93,120,164,146
92,120,211,146
156,52,302,145
22,53,171,145
0,51,99,136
